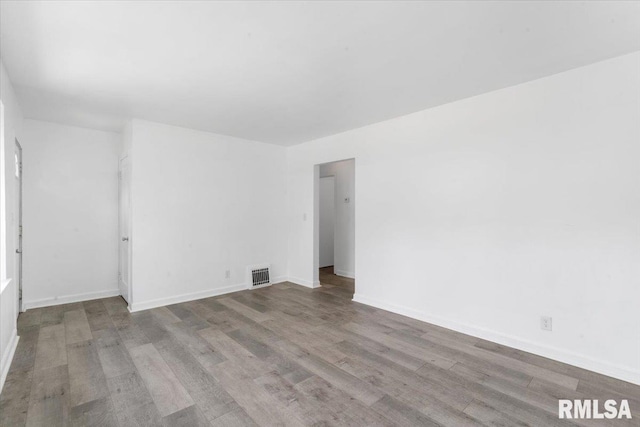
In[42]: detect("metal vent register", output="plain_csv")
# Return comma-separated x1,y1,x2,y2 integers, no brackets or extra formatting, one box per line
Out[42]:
249,265,271,288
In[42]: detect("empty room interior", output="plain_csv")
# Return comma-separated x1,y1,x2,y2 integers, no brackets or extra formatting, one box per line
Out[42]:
0,1,639,426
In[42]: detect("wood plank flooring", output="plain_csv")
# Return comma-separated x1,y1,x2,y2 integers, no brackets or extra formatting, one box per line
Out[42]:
1,273,639,426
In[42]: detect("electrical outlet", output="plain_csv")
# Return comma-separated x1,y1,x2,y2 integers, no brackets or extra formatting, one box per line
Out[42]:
225,269,231,279
540,316,552,331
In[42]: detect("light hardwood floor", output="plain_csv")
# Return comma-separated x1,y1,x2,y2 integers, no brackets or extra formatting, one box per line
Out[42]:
319,266,354,292
1,275,639,426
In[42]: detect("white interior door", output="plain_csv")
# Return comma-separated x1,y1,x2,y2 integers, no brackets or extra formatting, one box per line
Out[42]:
319,176,335,268
118,156,130,303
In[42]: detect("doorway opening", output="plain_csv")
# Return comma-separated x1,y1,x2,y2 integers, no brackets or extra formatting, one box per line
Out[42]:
14,140,22,314
314,159,355,296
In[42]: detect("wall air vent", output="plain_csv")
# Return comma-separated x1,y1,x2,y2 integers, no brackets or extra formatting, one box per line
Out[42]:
248,264,271,289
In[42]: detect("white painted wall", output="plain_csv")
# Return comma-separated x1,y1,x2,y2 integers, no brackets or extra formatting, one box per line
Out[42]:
21,120,121,308
129,120,288,311
287,52,640,384
318,176,335,268
319,160,355,278
0,59,23,392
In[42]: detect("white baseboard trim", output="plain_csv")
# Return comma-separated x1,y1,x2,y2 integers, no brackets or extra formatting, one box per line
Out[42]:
23,289,121,310
286,276,322,289
334,270,355,279
271,276,288,285
352,293,640,386
130,283,248,312
0,330,19,394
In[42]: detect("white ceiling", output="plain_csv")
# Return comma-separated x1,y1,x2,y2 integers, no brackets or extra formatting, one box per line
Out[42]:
1,1,639,145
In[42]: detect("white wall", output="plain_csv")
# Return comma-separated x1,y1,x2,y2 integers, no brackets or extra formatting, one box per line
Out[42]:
319,160,355,278
129,120,288,311
21,120,121,308
287,52,640,385
0,59,23,392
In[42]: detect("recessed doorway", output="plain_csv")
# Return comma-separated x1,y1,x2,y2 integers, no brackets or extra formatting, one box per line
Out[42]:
315,159,355,295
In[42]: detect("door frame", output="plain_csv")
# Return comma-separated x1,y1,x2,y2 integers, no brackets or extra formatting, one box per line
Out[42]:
313,158,355,290
14,139,22,314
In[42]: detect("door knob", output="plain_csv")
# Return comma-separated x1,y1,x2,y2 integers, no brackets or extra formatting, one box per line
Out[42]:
122,237,129,241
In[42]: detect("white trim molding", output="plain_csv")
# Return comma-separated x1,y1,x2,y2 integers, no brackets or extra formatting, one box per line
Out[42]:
352,293,640,386
286,276,322,289
0,330,19,393
130,283,248,312
130,280,289,312
334,270,355,279
23,288,121,310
